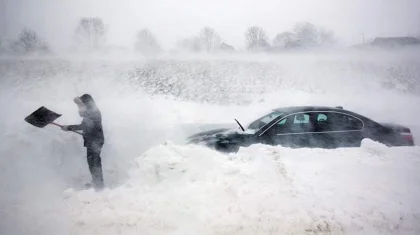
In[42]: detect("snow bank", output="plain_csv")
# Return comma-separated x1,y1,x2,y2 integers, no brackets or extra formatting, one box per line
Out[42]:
62,141,420,235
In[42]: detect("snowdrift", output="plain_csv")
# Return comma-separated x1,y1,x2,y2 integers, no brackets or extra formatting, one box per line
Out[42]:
1,51,420,235
62,140,420,235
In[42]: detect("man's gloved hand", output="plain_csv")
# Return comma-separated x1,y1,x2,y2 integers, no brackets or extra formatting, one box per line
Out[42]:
61,126,69,131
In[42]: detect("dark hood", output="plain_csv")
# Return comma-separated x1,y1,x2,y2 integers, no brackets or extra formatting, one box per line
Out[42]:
74,93,98,110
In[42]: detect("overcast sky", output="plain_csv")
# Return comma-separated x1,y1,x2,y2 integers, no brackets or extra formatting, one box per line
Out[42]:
1,0,419,51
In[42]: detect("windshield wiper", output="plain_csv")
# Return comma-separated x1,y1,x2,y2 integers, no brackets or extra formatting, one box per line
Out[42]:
234,119,245,132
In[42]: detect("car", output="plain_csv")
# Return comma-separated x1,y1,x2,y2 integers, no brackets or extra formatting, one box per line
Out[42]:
187,106,415,153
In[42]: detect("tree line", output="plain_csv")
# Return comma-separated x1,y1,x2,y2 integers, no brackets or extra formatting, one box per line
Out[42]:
0,17,336,55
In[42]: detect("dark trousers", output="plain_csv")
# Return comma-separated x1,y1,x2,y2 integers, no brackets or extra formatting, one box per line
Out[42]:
86,142,104,189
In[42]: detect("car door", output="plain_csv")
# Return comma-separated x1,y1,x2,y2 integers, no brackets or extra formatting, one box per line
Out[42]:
312,112,364,148
259,112,316,148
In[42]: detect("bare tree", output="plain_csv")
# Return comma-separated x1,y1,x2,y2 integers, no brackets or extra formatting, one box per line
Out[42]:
11,28,50,54
135,29,161,55
245,26,270,51
271,22,336,50
292,22,318,46
74,17,106,50
19,29,39,52
273,32,296,48
198,27,222,52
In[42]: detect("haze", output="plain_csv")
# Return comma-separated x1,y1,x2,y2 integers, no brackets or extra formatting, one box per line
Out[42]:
1,0,419,51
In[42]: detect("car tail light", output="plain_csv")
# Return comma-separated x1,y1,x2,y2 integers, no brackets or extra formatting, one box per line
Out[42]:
400,132,414,143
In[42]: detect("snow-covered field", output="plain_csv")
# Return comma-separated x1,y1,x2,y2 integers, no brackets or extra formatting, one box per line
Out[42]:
1,49,420,234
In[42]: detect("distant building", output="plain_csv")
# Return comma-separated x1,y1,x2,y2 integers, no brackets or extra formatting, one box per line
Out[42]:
370,37,420,47
219,42,235,52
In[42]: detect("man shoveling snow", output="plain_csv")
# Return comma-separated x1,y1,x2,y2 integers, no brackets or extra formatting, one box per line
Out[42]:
62,94,105,191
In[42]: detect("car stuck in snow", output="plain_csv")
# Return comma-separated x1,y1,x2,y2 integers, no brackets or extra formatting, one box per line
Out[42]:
187,106,415,152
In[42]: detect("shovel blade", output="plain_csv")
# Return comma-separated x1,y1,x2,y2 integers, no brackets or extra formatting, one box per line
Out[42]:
24,106,62,128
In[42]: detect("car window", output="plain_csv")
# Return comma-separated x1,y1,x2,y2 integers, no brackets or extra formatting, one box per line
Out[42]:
247,111,283,130
267,113,313,134
314,112,363,132
278,118,287,125
317,114,328,121
293,114,310,124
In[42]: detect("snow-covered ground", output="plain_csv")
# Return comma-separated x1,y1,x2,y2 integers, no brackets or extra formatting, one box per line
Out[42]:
1,49,420,234
63,140,420,235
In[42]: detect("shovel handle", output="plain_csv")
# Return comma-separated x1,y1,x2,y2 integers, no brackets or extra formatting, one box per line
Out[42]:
51,123,83,136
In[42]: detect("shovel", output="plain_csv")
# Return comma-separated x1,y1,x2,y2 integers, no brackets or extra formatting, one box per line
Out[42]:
24,106,83,135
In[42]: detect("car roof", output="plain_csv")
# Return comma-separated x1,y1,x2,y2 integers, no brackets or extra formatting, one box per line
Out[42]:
272,106,347,114
272,106,373,121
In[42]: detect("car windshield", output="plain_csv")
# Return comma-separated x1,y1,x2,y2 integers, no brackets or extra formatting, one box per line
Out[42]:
246,110,284,132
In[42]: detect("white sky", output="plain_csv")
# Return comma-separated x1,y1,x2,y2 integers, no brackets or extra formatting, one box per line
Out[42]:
1,0,419,50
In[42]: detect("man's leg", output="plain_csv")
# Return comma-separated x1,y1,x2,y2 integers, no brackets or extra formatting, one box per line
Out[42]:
87,144,104,190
